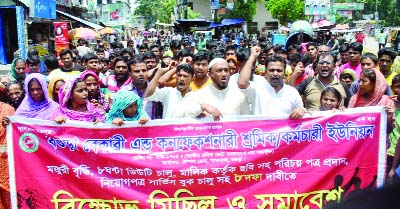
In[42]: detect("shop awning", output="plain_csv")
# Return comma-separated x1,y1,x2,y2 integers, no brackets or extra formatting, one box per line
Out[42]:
176,19,211,27
209,22,223,28
56,10,103,30
221,18,244,26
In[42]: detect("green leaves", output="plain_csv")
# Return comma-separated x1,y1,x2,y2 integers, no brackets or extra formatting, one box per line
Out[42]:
265,0,305,25
134,0,175,26
225,0,257,22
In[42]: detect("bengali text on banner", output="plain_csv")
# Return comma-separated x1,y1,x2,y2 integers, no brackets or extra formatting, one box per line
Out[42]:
7,106,387,209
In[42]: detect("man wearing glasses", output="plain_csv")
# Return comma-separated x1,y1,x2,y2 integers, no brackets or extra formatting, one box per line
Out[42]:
296,52,350,111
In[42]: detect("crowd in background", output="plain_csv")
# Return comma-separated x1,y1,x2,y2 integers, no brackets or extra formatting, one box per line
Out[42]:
1,28,400,208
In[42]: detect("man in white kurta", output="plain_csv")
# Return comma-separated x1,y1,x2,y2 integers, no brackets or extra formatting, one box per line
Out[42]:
145,64,194,118
181,58,250,120
238,46,305,118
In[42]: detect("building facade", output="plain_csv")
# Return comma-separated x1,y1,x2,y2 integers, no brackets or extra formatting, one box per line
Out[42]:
187,0,278,35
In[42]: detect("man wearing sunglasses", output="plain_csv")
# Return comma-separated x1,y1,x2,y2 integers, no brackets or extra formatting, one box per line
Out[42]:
296,52,350,111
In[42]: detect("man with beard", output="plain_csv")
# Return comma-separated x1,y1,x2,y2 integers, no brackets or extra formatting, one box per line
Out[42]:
190,51,212,91
238,46,305,118
296,52,349,111
129,58,163,119
180,58,250,121
102,57,132,103
338,42,363,79
145,63,194,118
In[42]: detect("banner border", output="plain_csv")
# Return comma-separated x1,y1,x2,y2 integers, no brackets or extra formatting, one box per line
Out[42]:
6,106,387,209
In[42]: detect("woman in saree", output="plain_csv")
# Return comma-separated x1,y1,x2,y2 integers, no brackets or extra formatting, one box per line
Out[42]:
52,78,105,123
15,73,59,120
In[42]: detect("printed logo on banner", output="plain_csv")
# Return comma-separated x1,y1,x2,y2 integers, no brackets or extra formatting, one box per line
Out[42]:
19,132,39,153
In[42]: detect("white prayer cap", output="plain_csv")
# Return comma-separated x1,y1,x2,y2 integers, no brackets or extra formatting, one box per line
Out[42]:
208,58,227,71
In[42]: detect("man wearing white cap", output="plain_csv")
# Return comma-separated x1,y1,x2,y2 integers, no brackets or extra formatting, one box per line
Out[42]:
178,58,250,121
238,46,305,119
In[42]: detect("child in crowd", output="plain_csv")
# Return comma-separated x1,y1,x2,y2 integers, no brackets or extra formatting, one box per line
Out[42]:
106,90,149,126
339,69,357,88
319,87,343,111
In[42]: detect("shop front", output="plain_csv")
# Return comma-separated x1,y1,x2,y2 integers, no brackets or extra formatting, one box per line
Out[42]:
0,5,25,64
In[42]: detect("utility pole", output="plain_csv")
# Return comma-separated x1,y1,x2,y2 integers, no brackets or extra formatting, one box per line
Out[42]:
183,0,187,19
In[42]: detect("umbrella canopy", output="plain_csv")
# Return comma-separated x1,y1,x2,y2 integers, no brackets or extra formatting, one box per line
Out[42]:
312,19,335,29
99,27,116,35
148,28,156,32
68,27,100,40
290,20,313,36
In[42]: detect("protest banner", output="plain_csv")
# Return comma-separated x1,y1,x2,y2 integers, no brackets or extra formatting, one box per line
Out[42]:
7,106,386,209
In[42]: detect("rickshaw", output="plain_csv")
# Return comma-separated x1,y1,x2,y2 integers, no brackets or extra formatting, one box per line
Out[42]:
284,20,314,50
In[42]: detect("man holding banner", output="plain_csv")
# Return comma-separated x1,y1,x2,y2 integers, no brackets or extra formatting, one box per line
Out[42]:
179,58,250,120
5,105,387,208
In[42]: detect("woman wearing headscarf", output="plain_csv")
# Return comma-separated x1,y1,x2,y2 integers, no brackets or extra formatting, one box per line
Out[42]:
6,81,24,109
226,55,239,76
80,70,110,112
52,78,105,123
349,68,394,108
48,76,66,104
349,68,395,133
106,90,148,126
8,58,26,83
15,73,59,120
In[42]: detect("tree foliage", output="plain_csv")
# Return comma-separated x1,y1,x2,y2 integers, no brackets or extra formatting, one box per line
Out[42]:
361,0,399,26
265,0,305,26
224,0,257,22
187,7,201,19
134,0,202,27
134,0,175,26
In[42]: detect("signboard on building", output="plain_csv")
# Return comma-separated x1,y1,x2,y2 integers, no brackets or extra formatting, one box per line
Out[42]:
333,3,364,11
30,0,56,19
272,34,287,45
210,0,220,10
56,0,71,7
304,0,331,16
54,22,69,55
226,0,234,10
339,10,353,19
109,3,123,21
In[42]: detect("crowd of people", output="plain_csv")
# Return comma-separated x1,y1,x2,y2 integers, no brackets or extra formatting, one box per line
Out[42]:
0,28,400,208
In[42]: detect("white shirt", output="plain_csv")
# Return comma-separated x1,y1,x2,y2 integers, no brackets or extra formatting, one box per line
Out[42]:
76,45,92,57
230,73,266,114
240,79,304,116
146,87,191,119
181,83,250,117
